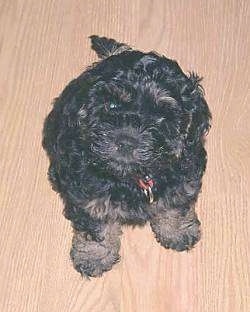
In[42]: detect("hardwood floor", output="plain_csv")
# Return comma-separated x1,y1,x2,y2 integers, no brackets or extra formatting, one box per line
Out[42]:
0,1,249,311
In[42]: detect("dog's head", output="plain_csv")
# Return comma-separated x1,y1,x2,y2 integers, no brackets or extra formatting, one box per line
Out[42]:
73,36,210,183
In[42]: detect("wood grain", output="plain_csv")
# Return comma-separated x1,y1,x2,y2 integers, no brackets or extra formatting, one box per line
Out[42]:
0,1,249,311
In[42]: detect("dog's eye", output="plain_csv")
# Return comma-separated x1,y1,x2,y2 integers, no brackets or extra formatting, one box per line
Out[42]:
109,102,118,109
104,102,119,111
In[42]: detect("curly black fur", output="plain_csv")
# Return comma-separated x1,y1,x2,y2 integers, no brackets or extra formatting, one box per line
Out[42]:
42,36,211,277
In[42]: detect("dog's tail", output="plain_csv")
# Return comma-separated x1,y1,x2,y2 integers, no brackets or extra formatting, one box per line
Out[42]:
89,35,131,59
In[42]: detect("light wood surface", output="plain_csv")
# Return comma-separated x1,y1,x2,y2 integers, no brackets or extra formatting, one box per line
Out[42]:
0,1,249,311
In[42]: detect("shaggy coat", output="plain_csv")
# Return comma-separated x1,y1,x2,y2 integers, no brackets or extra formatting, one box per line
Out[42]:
42,36,211,277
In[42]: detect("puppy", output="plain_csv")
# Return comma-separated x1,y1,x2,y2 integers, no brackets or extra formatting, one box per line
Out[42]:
42,36,211,277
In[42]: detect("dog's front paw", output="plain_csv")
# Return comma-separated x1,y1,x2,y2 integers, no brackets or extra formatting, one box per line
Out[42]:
165,219,200,251
70,232,120,278
150,212,201,251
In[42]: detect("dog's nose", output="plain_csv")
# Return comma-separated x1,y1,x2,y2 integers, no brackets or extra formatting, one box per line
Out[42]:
118,141,134,155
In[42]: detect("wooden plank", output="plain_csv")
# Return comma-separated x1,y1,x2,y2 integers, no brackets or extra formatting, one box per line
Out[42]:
0,1,249,311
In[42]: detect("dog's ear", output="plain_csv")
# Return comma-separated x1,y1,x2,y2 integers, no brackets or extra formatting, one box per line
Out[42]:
89,35,131,59
181,73,211,142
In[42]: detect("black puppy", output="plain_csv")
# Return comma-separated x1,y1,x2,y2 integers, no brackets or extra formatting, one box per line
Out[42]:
42,36,211,277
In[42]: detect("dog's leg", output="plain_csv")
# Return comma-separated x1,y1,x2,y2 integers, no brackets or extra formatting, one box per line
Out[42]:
149,201,201,251
70,222,122,277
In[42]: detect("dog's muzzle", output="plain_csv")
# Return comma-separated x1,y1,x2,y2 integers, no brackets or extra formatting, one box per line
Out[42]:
115,134,138,157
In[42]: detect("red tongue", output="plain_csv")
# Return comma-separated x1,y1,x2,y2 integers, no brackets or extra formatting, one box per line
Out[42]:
136,176,155,204
137,177,154,190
